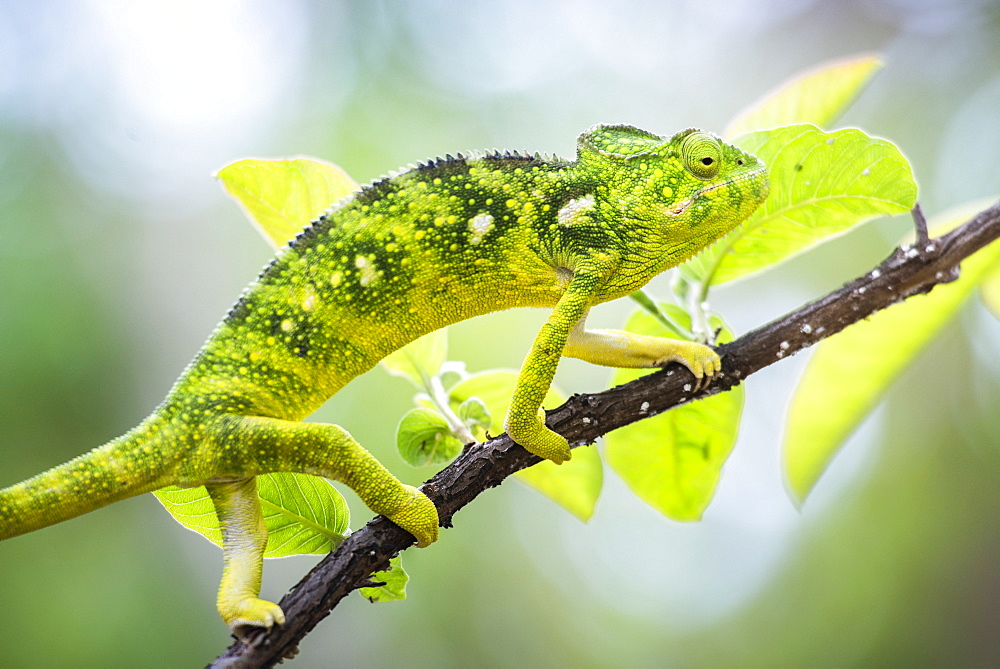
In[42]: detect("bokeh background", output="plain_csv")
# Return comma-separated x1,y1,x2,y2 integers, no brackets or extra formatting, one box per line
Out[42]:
2,1,999,667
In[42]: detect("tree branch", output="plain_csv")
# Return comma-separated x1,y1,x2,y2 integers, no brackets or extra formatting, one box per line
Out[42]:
210,200,1000,668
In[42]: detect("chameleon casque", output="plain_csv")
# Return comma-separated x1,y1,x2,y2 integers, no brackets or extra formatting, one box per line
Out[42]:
0,124,768,631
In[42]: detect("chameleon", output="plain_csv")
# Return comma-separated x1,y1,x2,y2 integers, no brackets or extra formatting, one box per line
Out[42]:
0,124,768,632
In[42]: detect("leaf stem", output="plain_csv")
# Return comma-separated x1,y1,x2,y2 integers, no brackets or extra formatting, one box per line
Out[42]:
423,372,476,444
629,290,690,338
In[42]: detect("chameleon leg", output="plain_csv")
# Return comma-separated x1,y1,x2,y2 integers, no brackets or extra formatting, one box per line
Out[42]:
563,317,721,387
504,267,604,464
207,415,439,548
205,477,285,633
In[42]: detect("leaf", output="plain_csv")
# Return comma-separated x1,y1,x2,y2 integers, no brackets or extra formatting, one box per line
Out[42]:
784,200,1000,503
450,370,603,522
361,555,408,602
216,158,358,249
380,329,448,388
396,407,464,467
724,53,883,138
684,125,917,287
456,396,491,432
604,306,743,521
154,472,351,557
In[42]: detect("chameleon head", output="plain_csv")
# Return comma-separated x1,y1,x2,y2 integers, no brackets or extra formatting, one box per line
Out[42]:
577,124,769,271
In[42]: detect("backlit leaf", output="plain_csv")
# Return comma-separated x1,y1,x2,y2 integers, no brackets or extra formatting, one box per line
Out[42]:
381,329,448,387
450,370,603,522
396,407,464,467
784,200,1000,503
724,53,883,138
685,125,917,286
604,306,742,521
361,555,408,602
216,158,358,249
154,472,351,557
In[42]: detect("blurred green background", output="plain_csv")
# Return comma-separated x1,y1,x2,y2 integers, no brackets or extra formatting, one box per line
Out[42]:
2,1,999,667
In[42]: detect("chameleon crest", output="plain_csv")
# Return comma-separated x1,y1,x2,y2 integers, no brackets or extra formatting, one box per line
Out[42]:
0,124,768,632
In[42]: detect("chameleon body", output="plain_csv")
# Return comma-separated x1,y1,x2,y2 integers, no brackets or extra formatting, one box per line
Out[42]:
0,124,767,631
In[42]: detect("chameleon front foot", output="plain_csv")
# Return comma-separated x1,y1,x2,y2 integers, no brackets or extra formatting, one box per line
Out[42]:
384,485,439,548
506,408,572,464
221,596,286,635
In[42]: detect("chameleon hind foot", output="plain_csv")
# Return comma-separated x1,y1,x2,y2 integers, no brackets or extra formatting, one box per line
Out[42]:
222,596,286,635
658,341,722,391
384,485,439,547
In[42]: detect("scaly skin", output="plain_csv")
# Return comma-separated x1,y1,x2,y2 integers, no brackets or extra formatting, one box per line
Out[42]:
0,124,768,631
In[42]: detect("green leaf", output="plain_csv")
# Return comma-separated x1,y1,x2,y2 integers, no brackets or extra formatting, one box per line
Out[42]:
216,158,358,249
514,443,603,522
154,472,351,557
380,329,448,388
724,53,883,138
604,306,743,521
457,396,491,432
396,407,464,467
450,370,603,522
784,200,1000,503
684,125,917,287
361,555,408,602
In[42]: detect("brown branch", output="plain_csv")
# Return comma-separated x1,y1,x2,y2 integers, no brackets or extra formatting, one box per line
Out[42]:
210,200,1000,668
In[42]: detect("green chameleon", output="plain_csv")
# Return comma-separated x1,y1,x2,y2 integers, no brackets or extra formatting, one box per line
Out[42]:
0,124,767,632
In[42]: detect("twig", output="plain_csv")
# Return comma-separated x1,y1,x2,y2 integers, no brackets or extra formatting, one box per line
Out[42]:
912,203,930,247
210,200,1000,668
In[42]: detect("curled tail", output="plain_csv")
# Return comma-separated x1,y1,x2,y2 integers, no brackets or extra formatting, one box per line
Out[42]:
0,419,174,540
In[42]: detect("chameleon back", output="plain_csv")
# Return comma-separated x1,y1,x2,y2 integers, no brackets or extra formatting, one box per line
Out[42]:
174,152,592,421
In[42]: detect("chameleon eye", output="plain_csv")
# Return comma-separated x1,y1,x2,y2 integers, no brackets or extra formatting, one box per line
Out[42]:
681,132,722,180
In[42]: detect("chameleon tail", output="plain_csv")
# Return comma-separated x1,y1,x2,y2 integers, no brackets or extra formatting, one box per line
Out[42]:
0,419,173,540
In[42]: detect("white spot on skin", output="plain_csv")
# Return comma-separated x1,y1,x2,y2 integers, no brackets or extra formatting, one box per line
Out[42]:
557,194,595,226
683,383,692,392
780,341,790,350
468,213,494,245
356,256,378,286
640,401,650,412
870,269,881,279
801,323,813,334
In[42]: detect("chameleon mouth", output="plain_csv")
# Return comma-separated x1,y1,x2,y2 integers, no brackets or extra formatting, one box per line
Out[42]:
665,198,693,217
